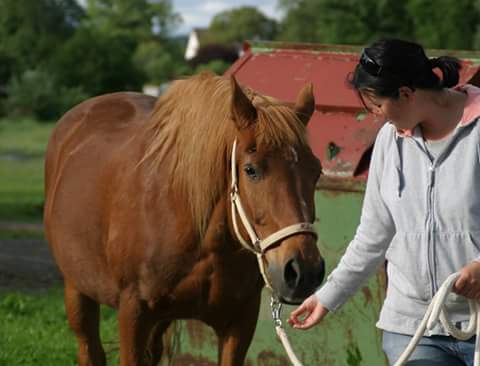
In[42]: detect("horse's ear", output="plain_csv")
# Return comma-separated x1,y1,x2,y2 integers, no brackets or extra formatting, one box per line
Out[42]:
294,83,315,126
230,76,257,129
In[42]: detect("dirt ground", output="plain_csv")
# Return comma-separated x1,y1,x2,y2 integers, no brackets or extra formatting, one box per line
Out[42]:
0,237,62,289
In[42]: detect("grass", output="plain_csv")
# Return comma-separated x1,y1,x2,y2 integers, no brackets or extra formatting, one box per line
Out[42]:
0,289,121,365
0,118,53,156
0,118,53,223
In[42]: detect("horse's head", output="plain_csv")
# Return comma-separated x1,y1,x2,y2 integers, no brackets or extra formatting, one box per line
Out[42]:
229,77,325,304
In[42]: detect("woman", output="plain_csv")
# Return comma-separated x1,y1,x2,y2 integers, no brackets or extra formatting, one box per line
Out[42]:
288,39,480,365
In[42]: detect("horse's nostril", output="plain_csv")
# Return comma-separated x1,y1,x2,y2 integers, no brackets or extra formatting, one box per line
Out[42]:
284,258,301,289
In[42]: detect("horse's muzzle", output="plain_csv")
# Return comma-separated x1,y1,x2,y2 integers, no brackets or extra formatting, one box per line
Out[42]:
268,253,325,305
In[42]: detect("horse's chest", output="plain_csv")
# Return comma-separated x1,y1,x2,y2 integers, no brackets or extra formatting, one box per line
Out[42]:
141,251,261,318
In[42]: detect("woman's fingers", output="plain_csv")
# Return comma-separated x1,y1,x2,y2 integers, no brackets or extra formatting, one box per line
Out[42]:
454,274,468,294
292,307,323,329
288,295,329,330
287,302,309,326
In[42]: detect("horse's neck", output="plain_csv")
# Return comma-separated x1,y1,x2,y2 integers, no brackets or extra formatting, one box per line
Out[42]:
199,195,235,251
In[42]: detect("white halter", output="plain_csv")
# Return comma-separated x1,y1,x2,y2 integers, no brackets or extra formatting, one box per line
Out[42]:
229,139,317,292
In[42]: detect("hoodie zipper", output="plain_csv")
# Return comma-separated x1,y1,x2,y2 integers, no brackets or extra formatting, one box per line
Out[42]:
412,135,437,299
426,163,437,297
423,132,461,298
406,127,461,299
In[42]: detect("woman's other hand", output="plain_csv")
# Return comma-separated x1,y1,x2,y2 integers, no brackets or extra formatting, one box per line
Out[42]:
453,261,480,299
288,295,329,330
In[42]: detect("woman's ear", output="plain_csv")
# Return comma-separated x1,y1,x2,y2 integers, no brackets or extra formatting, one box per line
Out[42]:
398,86,415,101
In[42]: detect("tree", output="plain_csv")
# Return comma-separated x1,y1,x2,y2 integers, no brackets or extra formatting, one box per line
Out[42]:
133,41,175,84
4,69,88,121
278,0,479,50
0,0,85,75
53,27,144,96
407,0,478,50
277,0,412,45
85,0,180,40
204,6,278,44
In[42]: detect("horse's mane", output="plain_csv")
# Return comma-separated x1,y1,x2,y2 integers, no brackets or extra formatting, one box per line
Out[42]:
143,72,308,238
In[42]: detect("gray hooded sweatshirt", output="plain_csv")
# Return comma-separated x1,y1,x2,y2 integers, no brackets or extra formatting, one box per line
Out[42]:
315,84,480,336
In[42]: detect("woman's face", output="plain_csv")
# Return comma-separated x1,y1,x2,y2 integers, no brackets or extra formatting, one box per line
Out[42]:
361,88,420,133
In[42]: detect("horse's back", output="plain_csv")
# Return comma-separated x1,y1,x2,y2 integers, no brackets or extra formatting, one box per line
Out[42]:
44,92,156,303
45,92,155,188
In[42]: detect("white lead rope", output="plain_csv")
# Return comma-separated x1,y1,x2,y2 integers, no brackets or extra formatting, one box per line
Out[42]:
394,272,480,366
271,298,303,366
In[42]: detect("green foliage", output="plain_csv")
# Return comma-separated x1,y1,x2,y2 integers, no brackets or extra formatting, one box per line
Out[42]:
0,0,84,76
195,60,231,75
86,0,180,40
278,0,412,44
204,6,278,44
346,343,363,365
4,69,88,121
133,41,175,84
0,289,120,366
278,0,480,50
406,0,478,49
0,0,184,108
53,27,144,96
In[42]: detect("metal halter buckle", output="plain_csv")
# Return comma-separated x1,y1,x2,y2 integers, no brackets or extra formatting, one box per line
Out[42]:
270,297,283,327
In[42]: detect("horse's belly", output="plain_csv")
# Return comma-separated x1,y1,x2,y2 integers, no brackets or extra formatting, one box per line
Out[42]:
45,140,124,306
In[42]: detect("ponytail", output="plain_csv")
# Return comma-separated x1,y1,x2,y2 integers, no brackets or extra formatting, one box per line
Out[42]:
429,56,461,88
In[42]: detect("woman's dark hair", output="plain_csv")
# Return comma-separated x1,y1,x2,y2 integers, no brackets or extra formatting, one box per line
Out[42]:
350,39,462,100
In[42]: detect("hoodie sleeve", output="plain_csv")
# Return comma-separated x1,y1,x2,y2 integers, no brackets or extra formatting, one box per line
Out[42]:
315,124,396,311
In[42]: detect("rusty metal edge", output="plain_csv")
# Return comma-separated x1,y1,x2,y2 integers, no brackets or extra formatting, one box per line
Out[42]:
246,41,480,61
317,176,366,193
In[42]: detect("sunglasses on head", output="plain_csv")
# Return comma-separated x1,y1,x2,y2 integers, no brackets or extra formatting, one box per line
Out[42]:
359,49,382,77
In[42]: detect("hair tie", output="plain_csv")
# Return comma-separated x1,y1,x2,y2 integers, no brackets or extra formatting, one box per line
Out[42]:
429,58,440,69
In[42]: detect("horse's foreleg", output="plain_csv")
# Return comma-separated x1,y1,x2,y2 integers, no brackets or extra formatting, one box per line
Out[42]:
64,282,106,366
118,289,155,366
216,293,261,366
144,321,171,366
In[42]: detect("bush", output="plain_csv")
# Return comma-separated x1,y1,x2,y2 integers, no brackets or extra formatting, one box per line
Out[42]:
53,27,145,96
3,69,88,121
195,60,231,75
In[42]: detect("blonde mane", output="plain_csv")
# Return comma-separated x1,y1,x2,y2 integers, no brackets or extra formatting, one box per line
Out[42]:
143,72,308,237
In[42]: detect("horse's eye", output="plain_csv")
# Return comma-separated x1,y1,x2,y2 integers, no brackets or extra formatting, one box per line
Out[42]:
244,164,258,180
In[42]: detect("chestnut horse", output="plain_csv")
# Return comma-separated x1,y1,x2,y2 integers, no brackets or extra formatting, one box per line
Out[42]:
44,73,325,366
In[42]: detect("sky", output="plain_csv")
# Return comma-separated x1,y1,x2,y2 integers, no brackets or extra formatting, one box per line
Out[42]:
76,0,284,36
172,0,283,35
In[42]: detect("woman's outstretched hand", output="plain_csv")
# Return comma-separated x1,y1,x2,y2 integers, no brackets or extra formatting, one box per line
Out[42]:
288,294,329,330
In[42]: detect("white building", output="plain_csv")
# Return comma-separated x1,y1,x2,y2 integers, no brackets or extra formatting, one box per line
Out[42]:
184,28,207,60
